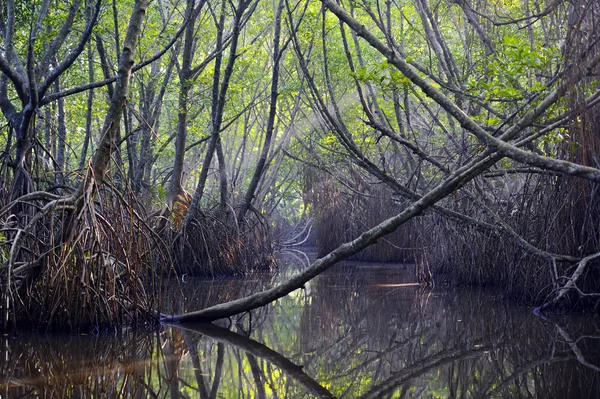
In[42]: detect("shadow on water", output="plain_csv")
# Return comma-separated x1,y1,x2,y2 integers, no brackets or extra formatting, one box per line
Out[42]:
1,250,599,397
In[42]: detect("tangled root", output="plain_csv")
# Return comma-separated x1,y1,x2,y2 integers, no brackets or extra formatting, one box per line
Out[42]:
0,177,169,332
171,208,274,276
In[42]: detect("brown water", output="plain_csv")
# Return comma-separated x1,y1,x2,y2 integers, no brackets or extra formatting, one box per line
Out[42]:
1,251,599,398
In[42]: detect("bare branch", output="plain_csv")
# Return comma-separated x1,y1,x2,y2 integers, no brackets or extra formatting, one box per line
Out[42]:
40,3,192,106
37,0,102,99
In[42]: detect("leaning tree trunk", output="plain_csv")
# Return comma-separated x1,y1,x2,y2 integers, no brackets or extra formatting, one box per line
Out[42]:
91,0,148,186
161,153,499,322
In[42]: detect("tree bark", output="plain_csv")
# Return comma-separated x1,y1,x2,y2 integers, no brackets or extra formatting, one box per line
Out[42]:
91,0,149,185
169,0,197,204
79,42,95,170
238,0,284,223
55,77,66,175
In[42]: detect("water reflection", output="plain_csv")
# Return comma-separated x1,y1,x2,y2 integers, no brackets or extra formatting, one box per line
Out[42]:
1,254,599,398
0,332,158,397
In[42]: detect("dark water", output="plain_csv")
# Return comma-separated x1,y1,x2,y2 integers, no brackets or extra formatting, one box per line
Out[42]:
1,250,599,398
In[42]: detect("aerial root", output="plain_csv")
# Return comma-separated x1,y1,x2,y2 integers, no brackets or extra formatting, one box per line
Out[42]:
535,251,600,316
0,180,168,331
171,208,274,276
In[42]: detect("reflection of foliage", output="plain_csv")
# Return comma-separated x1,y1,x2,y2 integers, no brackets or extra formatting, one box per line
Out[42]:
2,263,599,397
0,333,158,397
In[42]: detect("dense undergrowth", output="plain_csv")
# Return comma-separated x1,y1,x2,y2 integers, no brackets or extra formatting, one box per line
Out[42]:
311,180,422,263
0,174,274,332
312,171,600,309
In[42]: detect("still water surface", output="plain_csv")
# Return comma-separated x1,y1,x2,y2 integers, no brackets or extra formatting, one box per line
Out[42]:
1,250,599,398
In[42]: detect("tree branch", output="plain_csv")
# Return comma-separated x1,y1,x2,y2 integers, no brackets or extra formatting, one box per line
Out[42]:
37,0,102,99
40,2,192,106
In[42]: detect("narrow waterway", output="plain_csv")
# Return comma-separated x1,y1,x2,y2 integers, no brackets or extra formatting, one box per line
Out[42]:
1,250,599,397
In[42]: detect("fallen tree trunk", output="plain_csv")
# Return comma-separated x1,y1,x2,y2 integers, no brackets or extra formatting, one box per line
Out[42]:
160,153,498,323
161,0,600,324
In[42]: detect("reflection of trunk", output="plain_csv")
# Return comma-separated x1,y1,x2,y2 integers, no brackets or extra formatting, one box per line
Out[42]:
247,354,266,399
162,331,182,399
361,347,489,399
172,323,335,399
180,330,225,399
483,353,570,397
182,331,209,399
556,324,600,370
209,343,224,399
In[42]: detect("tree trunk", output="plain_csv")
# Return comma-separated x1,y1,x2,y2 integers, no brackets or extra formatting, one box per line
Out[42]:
55,77,67,175
237,0,284,223
91,0,148,185
169,0,196,205
185,0,248,223
79,42,94,170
